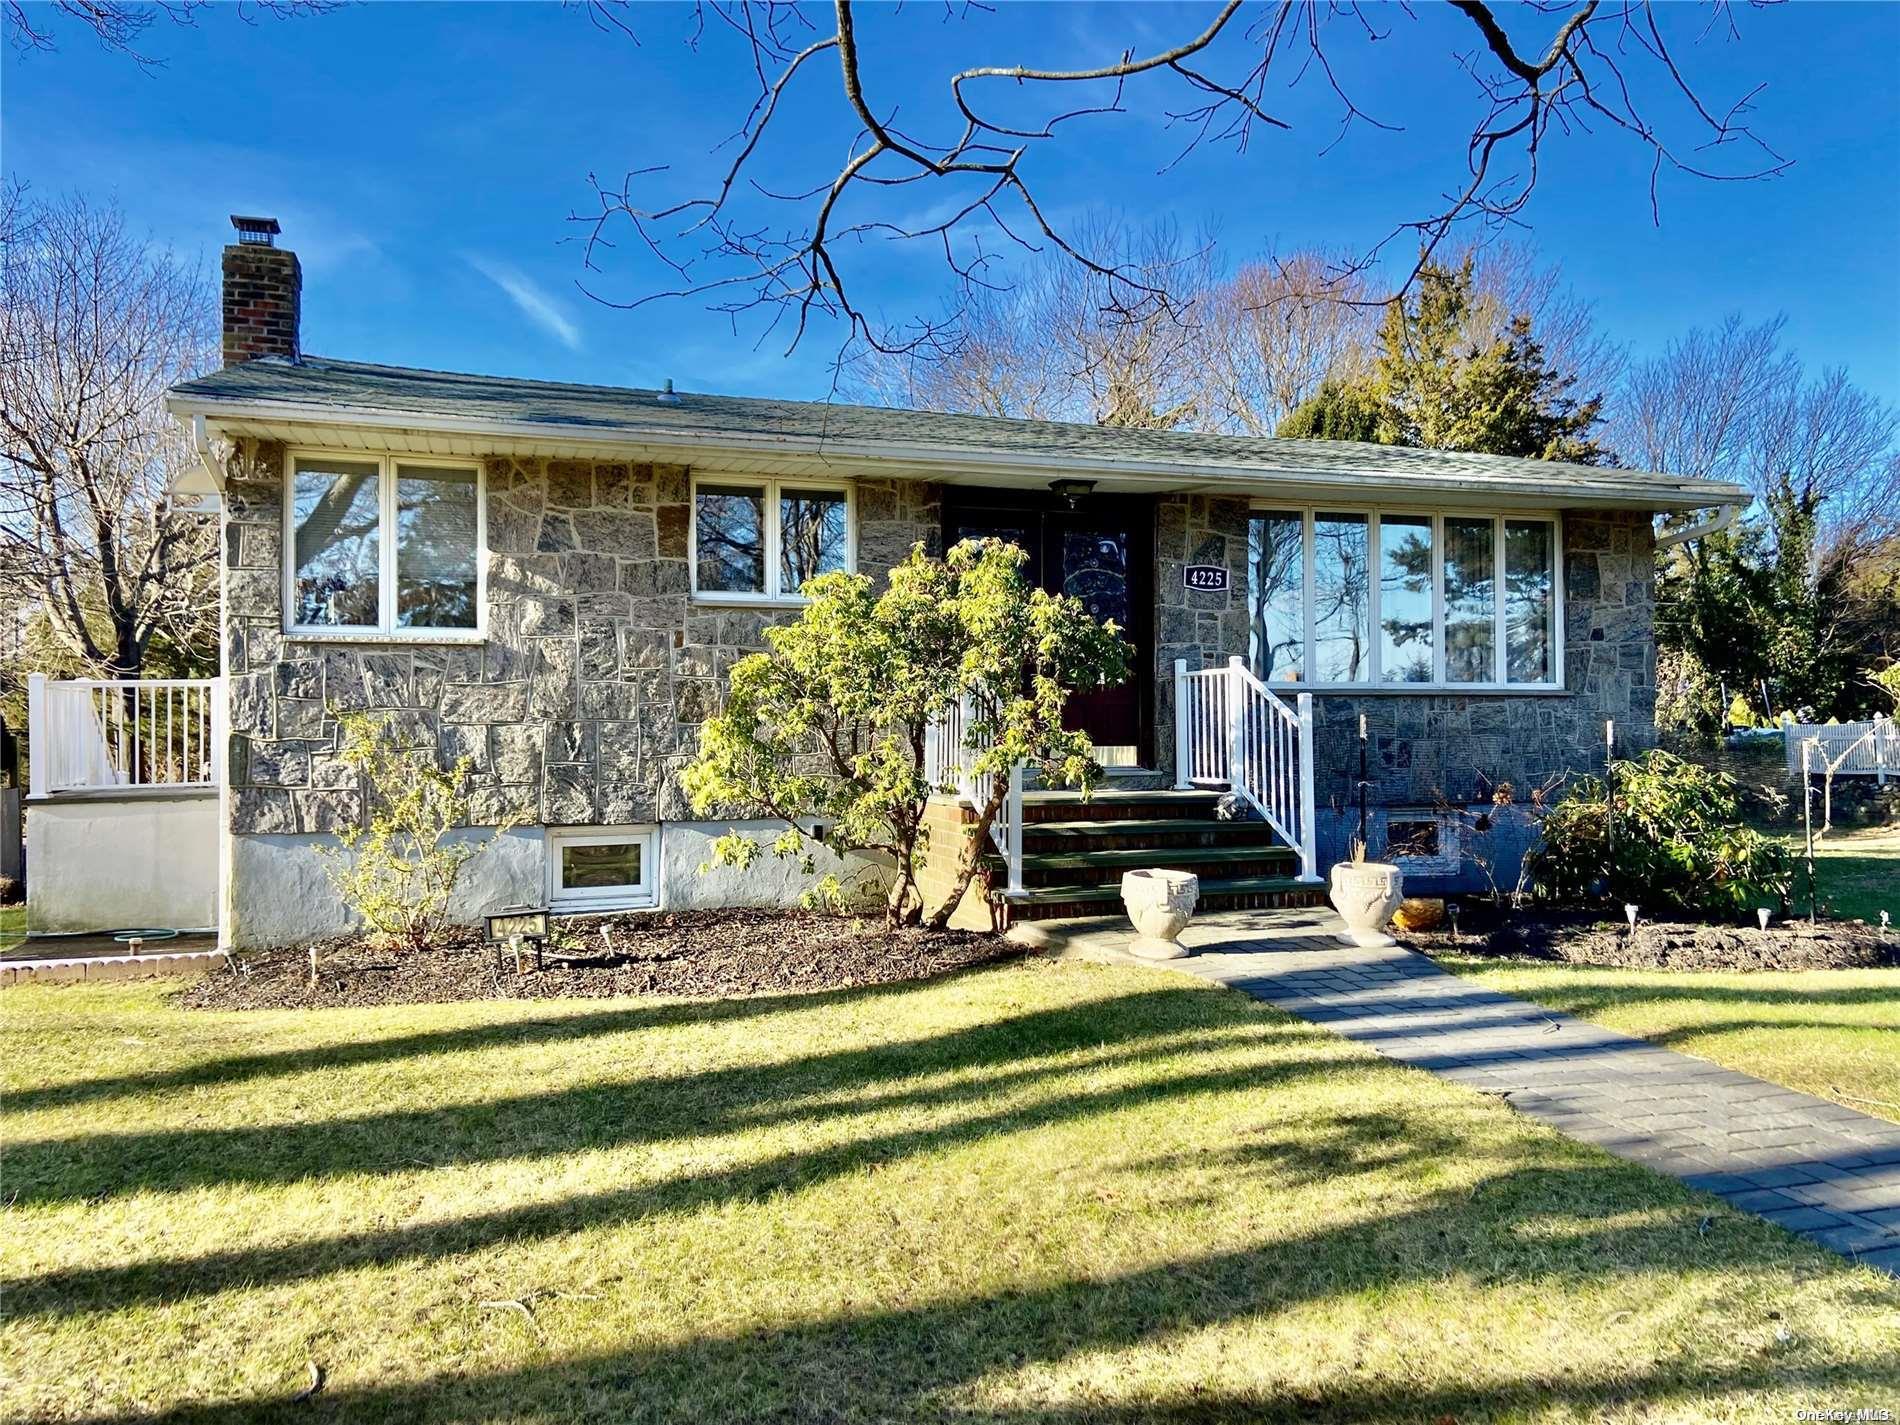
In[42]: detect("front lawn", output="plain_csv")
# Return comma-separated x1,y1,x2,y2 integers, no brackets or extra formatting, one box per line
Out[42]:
1442,958,1900,1124
1779,821,1900,925
0,903,22,952
3,963,1896,1423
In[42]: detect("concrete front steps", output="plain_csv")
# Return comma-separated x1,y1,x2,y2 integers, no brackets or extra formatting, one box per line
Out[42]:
990,788,1324,925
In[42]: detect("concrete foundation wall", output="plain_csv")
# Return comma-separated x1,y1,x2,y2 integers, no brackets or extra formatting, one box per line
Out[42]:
657,821,892,911
228,825,545,949
27,793,218,934
228,819,891,947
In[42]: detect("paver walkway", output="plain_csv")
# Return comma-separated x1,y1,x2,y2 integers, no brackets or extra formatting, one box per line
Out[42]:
1031,907,1900,1275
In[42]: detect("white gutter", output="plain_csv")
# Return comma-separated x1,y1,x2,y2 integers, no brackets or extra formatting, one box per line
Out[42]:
164,392,1750,512
1655,501,1742,549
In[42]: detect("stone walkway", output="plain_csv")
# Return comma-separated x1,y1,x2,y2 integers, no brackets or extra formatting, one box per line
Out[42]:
1026,908,1900,1276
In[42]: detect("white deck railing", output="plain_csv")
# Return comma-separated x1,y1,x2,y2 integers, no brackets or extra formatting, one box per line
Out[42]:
1174,656,1318,881
1785,717,1898,782
27,674,223,796
924,689,1025,895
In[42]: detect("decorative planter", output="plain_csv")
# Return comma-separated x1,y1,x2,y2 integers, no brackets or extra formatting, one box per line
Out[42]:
1120,868,1200,960
1329,861,1404,948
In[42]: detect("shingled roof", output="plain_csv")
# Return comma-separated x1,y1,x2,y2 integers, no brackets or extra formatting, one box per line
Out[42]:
169,355,1747,510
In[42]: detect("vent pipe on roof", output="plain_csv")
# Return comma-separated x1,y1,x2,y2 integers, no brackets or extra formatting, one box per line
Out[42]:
656,378,681,406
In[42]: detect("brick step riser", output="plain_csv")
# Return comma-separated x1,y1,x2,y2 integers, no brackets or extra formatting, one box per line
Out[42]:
1019,859,1297,891
1004,887,1326,925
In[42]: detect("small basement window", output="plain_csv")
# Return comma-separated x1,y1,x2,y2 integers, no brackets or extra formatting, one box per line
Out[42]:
547,826,658,913
1386,819,1441,861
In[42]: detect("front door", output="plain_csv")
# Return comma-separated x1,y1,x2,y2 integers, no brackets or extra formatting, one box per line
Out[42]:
943,490,1153,767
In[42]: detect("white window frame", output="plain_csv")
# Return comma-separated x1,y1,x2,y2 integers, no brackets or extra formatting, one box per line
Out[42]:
282,450,487,640
689,475,855,604
1248,503,1565,693
547,824,660,913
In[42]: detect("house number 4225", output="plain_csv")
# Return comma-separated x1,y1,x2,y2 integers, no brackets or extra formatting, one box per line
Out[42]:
1182,564,1229,592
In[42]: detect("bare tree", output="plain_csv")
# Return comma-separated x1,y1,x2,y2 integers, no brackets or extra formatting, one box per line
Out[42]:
4,0,336,65
0,187,219,679
573,1,1788,364
1613,314,1899,551
1199,250,1377,435
850,215,1221,429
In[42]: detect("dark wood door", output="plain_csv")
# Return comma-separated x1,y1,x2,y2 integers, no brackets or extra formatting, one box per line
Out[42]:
943,491,1152,766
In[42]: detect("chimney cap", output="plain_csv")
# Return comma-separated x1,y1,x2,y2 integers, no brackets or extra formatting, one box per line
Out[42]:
230,215,282,246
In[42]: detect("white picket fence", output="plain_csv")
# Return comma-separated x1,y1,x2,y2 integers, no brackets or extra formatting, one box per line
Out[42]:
1784,717,1898,783
27,674,224,795
1174,656,1318,882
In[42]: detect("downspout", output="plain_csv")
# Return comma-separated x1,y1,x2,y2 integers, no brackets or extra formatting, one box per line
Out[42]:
1654,502,1740,549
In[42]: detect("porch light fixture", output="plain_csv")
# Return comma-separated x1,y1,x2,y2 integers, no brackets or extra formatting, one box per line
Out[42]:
484,904,551,974
1049,478,1096,509
230,215,281,247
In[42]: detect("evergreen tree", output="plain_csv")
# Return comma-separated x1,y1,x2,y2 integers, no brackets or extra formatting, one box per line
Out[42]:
1275,258,1607,464
1275,379,1382,441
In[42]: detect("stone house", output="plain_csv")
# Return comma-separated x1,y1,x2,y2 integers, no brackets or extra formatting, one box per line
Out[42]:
164,219,1747,948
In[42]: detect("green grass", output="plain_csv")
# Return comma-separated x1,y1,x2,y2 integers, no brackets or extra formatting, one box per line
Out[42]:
1777,821,1900,924
0,903,22,951
3,965,1896,1423
1443,958,1900,1123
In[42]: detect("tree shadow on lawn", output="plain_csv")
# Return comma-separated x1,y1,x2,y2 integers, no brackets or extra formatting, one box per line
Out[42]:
4,985,1294,1207
5,962,1029,1116
61,1147,1899,1425
11,1018,1352,1330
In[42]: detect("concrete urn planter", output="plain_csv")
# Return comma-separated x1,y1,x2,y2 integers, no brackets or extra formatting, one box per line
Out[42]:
1120,869,1200,960
1328,861,1404,948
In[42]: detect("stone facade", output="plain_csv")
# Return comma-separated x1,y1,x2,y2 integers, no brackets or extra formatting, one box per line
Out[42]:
219,439,941,839
1152,492,1255,777
1148,503,1658,811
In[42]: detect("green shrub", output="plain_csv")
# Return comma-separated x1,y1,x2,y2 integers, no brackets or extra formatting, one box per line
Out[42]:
1525,749,1792,917
320,711,519,949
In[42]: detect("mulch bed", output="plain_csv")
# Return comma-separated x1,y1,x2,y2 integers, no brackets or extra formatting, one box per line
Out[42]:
1404,904,1897,972
182,909,1018,1011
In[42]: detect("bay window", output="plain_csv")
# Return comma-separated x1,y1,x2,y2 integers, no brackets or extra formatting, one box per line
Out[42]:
692,477,851,601
287,453,482,636
1247,508,1561,689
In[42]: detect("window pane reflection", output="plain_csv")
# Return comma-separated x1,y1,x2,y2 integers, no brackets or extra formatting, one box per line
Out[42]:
1378,514,1433,682
396,465,478,628
1312,513,1370,683
1506,519,1555,683
1445,516,1496,683
695,485,766,593
1248,512,1305,682
292,458,381,627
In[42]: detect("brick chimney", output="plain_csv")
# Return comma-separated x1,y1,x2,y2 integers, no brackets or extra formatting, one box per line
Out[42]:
221,215,301,366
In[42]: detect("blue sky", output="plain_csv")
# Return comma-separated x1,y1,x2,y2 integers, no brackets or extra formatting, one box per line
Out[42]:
5,0,1897,406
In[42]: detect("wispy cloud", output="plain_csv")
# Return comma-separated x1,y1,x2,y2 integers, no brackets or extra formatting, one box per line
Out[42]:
466,255,582,350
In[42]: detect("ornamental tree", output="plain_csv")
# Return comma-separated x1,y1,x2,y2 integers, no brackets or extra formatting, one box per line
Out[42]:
680,538,1128,929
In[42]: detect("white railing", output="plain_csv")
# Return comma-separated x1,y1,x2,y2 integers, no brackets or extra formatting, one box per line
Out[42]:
27,674,223,796
924,689,1025,895
1174,656,1318,881
1785,717,1898,783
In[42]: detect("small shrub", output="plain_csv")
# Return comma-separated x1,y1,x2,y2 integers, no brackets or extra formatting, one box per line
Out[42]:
1526,749,1792,917
0,874,20,905
319,711,517,950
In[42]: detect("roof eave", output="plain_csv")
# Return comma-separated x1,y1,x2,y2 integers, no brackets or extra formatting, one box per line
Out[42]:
163,391,1752,512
